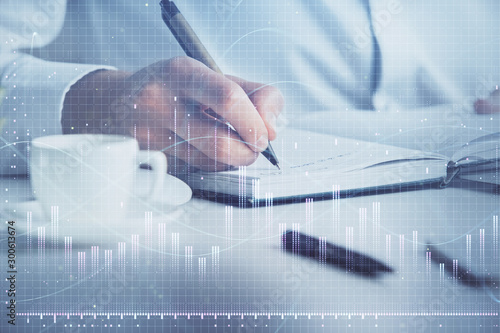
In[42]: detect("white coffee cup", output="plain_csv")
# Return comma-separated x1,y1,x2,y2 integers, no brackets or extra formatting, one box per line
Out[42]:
30,134,167,226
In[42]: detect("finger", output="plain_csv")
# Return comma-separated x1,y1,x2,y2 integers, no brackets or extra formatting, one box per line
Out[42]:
134,88,259,167
164,57,270,153
165,140,233,173
226,75,284,140
136,127,233,172
172,112,259,166
136,118,258,168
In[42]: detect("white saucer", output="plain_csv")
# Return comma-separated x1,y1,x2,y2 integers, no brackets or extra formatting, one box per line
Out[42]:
135,169,192,207
1,171,192,243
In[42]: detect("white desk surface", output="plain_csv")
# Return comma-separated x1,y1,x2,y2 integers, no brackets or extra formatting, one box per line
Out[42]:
0,175,499,332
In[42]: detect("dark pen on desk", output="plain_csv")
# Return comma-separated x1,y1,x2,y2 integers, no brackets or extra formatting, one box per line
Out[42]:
426,243,498,288
159,0,280,169
283,230,393,277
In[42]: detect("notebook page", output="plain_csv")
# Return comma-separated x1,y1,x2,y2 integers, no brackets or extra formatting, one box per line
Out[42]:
187,129,448,198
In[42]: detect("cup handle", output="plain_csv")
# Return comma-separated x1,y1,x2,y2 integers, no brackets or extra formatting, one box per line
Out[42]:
136,151,167,199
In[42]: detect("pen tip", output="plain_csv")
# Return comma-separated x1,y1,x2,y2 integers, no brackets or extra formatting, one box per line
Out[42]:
276,163,281,170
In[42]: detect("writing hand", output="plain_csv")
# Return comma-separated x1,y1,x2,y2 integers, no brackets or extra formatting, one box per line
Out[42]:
62,57,284,173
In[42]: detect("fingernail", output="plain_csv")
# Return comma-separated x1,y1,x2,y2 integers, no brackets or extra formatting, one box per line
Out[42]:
256,135,269,151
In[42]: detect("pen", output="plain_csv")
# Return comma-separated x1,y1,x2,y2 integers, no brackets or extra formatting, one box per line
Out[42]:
159,0,280,169
426,244,497,288
283,230,393,277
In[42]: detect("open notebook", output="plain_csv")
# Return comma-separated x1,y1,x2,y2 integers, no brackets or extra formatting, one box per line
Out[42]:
179,129,500,207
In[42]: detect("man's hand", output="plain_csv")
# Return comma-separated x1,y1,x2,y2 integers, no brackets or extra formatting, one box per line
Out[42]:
474,89,500,114
62,57,284,172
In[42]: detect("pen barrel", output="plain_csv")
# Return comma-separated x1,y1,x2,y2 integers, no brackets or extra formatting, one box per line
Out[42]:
161,2,222,73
